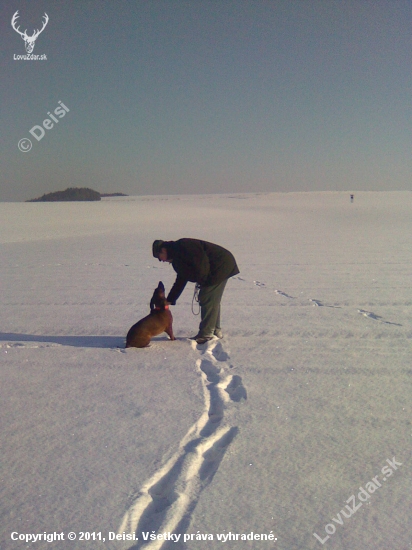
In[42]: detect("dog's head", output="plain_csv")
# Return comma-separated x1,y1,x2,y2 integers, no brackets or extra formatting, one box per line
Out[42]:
150,281,166,311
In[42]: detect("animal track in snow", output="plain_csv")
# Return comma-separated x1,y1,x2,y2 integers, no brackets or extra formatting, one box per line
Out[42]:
357,309,402,326
231,277,406,332
309,299,341,308
274,289,295,299
118,337,246,548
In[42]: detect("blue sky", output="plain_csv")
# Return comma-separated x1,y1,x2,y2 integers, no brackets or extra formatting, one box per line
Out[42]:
1,0,411,201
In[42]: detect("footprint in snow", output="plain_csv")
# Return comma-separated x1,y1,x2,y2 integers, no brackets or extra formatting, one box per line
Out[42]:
310,299,341,308
225,375,247,402
211,341,230,362
357,309,402,326
275,289,295,299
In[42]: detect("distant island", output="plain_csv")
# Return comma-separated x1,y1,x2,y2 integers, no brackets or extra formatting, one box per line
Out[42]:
26,187,128,202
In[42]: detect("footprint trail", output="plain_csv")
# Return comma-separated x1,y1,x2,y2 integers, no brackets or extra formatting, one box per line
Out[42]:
239,277,404,327
118,338,246,548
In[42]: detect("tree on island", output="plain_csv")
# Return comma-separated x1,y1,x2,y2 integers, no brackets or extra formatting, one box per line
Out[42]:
27,187,102,202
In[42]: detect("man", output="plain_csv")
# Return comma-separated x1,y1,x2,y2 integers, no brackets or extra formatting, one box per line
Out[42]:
152,238,239,344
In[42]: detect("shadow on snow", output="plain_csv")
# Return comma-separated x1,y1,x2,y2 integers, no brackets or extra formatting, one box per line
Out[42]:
0,332,125,348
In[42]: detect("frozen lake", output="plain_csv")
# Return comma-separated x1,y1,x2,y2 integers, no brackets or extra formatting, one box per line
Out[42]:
1,191,411,550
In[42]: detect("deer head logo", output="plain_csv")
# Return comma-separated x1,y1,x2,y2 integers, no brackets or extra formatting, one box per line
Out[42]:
11,11,49,54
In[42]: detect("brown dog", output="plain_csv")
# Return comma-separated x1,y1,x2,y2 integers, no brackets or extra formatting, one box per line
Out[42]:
125,281,175,348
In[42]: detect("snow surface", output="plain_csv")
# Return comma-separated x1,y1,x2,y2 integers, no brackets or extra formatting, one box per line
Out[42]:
1,191,411,550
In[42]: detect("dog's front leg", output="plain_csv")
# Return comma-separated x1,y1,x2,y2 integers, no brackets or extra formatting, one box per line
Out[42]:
166,313,175,340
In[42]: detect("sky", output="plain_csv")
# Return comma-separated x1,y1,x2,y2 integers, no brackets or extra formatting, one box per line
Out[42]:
1,0,411,201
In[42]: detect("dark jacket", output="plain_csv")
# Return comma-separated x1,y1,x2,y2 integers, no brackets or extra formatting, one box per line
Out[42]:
164,238,239,304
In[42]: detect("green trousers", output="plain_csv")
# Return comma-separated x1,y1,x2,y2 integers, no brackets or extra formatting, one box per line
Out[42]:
198,279,228,337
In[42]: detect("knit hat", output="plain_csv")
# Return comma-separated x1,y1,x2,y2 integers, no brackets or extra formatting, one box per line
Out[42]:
152,240,164,258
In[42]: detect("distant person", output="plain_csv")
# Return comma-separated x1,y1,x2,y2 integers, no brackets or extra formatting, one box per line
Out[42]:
350,194,354,203
152,239,239,344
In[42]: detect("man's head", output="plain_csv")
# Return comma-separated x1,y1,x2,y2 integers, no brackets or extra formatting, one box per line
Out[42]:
152,240,164,258
152,240,172,262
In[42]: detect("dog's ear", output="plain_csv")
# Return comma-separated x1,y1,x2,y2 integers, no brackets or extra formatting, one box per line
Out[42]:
158,281,165,291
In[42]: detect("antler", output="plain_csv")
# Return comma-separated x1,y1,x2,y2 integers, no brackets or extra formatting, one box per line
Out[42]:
11,11,49,39
31,13,49,40
11,11,27,38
